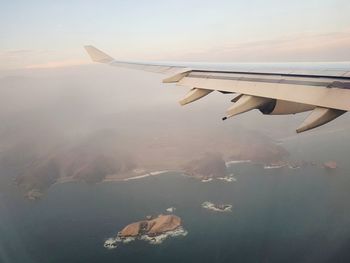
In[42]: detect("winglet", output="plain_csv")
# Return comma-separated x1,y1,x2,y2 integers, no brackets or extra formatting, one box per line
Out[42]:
84,45,114,63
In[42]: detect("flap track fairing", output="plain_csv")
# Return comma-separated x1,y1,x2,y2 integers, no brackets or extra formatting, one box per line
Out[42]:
223,95,272,120
296,107,346,133
179,88,213,106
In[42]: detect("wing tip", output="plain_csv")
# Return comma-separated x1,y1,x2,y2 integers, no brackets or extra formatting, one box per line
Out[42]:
84,45,114,63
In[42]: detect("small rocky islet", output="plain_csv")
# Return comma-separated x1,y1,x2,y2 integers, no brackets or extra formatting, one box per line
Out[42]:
104,214,188,249
201,201,233,213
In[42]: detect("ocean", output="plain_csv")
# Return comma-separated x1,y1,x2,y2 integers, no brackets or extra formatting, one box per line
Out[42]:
1,155,350,263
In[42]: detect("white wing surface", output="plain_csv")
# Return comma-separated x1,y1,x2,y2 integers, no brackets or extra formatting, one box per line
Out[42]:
85,45,350,133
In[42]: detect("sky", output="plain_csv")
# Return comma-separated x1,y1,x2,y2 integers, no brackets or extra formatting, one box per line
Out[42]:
1,0,350,70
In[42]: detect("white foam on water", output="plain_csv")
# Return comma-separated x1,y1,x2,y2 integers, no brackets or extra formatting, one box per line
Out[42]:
166,207,176,213
141,227,188,245
201,178,213,183
263,165,285,169
123,171,169,181
225,160,252,167
104,238,119,249
217,175,237,182
104,226,187,248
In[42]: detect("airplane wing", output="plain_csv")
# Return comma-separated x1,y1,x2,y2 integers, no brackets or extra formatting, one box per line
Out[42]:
84,45,350,133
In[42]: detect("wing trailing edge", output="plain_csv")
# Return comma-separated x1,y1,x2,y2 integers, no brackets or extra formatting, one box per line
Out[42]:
84,45,350,133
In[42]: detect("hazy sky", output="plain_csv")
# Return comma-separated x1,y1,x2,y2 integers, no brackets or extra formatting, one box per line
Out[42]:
1,0,350,69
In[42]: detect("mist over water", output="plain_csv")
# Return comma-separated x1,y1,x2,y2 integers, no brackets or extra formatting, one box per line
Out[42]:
0,65,350,262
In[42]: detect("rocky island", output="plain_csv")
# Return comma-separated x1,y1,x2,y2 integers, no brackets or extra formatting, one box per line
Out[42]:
202,201,233,212
104,214,187,249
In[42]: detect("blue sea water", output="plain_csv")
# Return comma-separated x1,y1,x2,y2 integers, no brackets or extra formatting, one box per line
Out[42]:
1,158,350,263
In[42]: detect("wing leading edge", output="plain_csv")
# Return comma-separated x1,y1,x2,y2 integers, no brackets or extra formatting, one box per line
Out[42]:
84,45,350,133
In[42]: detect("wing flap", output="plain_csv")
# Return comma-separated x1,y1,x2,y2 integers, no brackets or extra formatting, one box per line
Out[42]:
177,73,350,111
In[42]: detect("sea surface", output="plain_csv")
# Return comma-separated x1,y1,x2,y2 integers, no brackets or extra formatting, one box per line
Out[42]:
1,135,350,263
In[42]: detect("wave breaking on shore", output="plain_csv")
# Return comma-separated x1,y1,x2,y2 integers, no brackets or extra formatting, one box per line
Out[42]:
104,226,188,249
122,170,170,181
